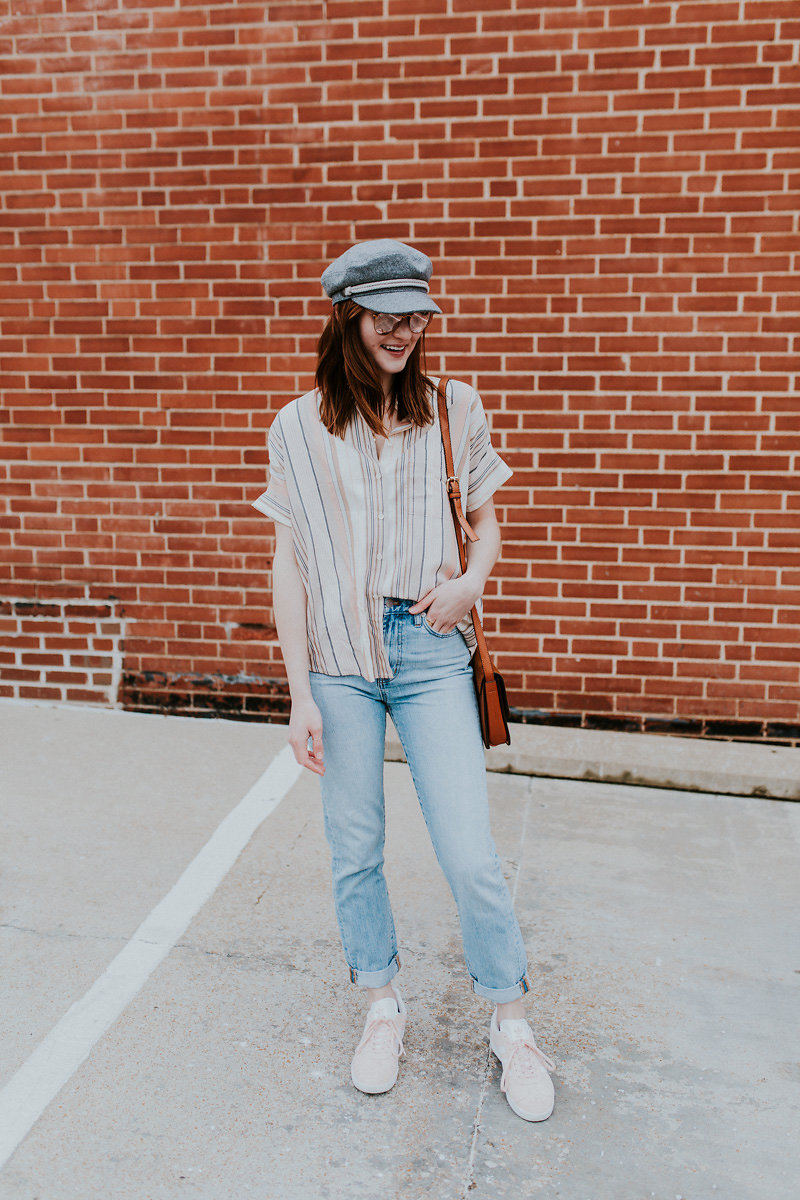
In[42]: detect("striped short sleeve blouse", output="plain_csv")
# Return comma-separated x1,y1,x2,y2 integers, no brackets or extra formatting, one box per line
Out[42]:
250,376,513,682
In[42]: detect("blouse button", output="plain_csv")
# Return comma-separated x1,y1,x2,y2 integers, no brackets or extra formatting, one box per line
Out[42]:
378,514,384,520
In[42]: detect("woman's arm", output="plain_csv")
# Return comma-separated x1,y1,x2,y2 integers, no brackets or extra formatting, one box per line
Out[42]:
272,522,313,700
271,522,325,775
462,497,503,595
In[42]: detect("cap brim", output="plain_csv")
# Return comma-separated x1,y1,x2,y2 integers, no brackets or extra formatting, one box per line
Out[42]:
352,289,442,315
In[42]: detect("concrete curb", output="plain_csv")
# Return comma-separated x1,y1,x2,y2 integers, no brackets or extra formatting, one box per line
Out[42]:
385,719,800,801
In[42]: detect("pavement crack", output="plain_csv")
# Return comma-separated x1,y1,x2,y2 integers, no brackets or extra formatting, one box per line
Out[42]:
460,780,534,1195
460,1043,494,1196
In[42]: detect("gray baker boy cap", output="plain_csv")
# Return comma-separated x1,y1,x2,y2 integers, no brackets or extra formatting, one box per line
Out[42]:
320,238,443,315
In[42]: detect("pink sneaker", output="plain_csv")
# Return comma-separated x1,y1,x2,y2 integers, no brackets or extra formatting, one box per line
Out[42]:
350,984,407,1094
489,1009,556,1122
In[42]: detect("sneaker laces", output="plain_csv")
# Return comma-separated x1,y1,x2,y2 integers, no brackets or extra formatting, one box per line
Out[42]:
357,1014,405,1060
499,1034,555,1092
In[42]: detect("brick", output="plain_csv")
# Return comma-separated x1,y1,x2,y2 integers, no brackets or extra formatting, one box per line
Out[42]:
0,4,796,737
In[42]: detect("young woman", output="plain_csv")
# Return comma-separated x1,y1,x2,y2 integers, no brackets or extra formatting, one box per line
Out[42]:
251,239,556,1122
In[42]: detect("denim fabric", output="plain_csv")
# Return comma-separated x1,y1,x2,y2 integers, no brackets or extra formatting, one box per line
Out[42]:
308,597,530,1004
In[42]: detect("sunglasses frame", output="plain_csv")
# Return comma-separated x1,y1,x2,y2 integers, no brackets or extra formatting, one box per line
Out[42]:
370,310,432,335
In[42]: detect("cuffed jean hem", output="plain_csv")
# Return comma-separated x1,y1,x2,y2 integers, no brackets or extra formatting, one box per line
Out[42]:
348,951,401,988
471,971,531,1003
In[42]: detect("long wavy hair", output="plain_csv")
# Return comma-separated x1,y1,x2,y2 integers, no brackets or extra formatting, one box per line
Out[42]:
314,299,438,440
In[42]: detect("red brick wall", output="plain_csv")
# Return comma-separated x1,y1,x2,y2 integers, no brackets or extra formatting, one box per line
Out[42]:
2,1,798,742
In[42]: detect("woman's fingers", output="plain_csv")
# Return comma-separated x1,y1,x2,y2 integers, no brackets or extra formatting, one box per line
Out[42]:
305,725,325,775
293,728,324,775
288,703,325,775
311,725,324,765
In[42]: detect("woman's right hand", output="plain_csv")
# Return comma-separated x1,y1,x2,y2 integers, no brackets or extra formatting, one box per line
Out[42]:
288,696,325,775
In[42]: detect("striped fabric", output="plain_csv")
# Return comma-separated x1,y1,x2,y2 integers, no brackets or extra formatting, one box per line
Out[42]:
251,376,513,682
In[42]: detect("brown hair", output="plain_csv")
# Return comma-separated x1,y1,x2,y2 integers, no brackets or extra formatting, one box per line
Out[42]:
314,299,437,440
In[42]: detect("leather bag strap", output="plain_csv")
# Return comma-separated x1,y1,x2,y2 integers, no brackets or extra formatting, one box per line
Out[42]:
435,376,497,683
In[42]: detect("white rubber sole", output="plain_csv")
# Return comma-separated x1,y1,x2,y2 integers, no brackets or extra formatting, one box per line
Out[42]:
350,1066,400,1095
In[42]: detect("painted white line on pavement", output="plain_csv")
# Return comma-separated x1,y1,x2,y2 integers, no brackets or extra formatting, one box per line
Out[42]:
0,742,301,1170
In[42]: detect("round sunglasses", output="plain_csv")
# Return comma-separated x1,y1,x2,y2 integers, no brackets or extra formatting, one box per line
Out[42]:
370,311,432,335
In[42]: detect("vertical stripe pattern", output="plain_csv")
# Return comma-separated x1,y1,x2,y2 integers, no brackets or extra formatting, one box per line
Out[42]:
251,376,513,682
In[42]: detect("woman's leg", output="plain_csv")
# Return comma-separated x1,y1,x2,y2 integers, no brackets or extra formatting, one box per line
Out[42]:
387,620,530,1005
308,671,402,993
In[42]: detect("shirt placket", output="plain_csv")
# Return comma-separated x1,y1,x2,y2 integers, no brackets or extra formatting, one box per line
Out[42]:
375,425,412,591
372,424,408,676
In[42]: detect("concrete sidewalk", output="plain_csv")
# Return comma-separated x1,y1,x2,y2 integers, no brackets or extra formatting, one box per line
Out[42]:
0,701,798,1199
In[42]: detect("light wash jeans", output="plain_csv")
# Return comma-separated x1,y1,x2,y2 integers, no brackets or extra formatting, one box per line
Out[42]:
308,596,531,1004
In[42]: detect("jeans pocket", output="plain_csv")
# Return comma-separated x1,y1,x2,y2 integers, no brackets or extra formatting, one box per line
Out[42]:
421,611,459,638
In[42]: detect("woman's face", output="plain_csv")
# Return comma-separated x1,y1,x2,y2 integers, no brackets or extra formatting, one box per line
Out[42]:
357,308,423,384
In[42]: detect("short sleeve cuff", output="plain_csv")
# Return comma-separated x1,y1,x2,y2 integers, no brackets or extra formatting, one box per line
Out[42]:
251,491,292,526
465,454,513,512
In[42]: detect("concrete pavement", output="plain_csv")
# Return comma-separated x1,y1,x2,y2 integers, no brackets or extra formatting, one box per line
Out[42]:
0,700,798,1199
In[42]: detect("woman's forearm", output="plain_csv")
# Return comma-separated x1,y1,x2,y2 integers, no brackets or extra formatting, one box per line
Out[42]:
462,515,502,593
272,542,313,703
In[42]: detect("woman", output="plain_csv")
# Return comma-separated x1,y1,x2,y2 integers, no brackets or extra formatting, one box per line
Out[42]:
251,239,556,1122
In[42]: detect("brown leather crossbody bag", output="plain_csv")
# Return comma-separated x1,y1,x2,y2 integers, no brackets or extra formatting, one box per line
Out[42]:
435,376,512,748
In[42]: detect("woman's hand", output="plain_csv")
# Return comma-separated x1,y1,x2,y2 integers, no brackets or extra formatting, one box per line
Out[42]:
409,575,482,634
288,695,325,775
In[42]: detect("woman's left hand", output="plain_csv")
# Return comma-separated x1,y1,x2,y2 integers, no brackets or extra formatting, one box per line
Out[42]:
408,575,482,634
